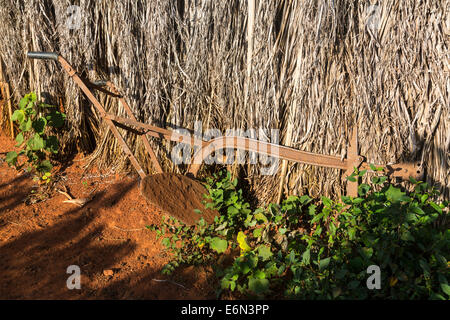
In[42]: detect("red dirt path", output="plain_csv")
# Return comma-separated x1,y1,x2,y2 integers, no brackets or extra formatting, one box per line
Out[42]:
0,134,216,299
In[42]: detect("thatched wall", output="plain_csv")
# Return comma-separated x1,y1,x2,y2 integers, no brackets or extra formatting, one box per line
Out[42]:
0,0,448,202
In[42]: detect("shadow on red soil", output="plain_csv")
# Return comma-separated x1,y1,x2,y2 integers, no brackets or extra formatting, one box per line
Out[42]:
0,134,217,299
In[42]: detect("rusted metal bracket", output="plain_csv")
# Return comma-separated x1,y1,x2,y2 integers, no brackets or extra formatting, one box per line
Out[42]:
27,52,424,197
345,126,363,197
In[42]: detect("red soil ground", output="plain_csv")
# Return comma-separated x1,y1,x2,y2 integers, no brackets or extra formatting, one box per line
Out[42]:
0,133,216,299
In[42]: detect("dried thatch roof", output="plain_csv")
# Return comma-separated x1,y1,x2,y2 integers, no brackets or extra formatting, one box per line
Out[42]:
0,0,448,202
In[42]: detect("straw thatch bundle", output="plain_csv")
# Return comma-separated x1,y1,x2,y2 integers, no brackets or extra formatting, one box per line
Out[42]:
0,0,448,203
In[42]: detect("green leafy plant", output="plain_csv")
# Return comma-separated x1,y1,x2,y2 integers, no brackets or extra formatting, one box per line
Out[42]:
148,169,449,300
5,92,66,183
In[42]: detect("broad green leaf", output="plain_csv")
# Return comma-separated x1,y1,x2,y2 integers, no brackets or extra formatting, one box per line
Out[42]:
302,249,311,265
253,228,262,238
286,195,299,202
5,151,18,166
400,230,415,242
319,257,331,270
46,110,66,128
253,269,266,279
300,195,311,204
287,250,297,264
429,202,442,214
257,245,273,261
314,226,322,236
405,212,418,222
420,194,429,203
15,132,24,146
348,227,357,240
11,109,25,123
209,237,228,253
385,185,406,202
161,237,171,247
329,222,337,236
28,92,37,103
308,204,316,216
352,197,365,204
440,283,450,297
32,117,47,134
248,278,269,295
37,160,53,174
430,293,446,300
238,261,251,275
360,247,374,260
358,184,371,196
254,212,268,223
20,117,32,132
227,206,239,215
27,134,44,151
358,169,367,177
332,287,342,298
321,196,332,207
341,195,352,204
378,176,388,184
19,97,29,109
410,206,425,215
409,176,418,184
311,212,323,224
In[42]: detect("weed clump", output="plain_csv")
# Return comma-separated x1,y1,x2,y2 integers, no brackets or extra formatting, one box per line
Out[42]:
148,169,449,300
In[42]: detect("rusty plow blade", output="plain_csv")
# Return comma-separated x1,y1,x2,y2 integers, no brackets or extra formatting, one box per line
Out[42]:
27,51,424,224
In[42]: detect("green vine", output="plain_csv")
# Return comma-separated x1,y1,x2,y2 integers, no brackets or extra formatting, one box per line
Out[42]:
148,169,449,300
5,92,66,184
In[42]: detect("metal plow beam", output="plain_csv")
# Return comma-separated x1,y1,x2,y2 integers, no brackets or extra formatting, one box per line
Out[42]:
27,52,424,198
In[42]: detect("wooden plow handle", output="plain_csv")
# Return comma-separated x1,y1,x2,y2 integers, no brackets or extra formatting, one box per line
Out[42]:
27,52,424,197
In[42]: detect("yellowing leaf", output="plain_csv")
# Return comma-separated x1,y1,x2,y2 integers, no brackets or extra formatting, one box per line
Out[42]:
389,277,398,287
237,231,251,253
209,237,227,253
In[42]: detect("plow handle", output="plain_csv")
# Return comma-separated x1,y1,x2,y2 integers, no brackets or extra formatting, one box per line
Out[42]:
27,51,59,61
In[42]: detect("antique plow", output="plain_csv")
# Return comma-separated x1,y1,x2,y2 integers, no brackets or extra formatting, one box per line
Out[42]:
27,52,423,202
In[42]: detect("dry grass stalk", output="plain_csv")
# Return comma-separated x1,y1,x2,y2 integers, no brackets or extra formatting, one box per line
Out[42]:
0,0,447,202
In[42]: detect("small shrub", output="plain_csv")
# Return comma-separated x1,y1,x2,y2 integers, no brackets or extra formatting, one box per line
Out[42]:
5,92,65,184
148,169,449,300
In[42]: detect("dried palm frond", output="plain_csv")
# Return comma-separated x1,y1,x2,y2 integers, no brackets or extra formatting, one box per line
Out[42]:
0,0,447,203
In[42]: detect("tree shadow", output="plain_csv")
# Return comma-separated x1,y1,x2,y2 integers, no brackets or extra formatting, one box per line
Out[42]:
0,172,30,191
93,262,218,300
0,173,32,214
0,177,218,299
0,181,137,299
